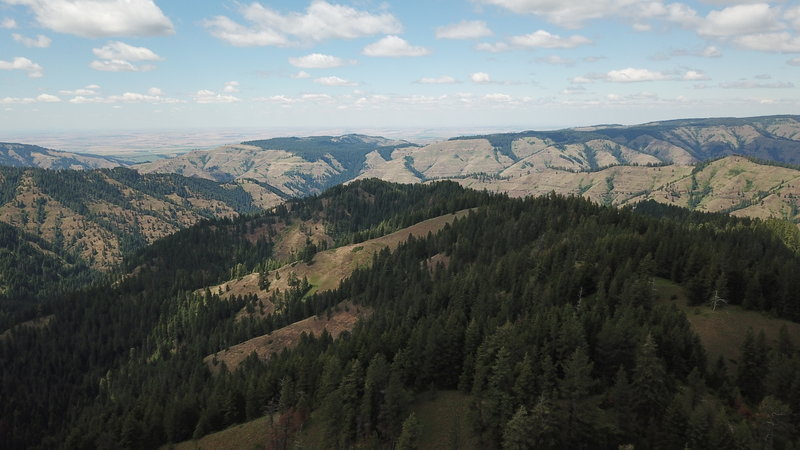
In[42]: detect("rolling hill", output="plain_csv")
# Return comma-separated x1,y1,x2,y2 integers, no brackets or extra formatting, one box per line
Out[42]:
3,180,800,449
133,115,800,224
0,142,127,170
0,166,284,269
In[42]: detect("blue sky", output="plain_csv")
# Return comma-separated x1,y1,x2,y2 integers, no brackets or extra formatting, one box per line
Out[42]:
1,0,800,134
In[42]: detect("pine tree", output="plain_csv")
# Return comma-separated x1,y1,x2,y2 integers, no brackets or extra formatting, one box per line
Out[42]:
737,328,766,402
397,412,420,450
502,406,534,450
632,334,669,436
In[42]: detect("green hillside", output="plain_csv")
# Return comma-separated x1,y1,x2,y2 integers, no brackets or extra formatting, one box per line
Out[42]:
2,180,800,449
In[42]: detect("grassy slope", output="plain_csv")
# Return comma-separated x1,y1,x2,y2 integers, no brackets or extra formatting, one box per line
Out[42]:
202,210,472,371
654,278,800,363
455,156,800,224
168,391,478,450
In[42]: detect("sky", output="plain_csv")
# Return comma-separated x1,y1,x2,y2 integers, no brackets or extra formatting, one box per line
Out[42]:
1,0,800,137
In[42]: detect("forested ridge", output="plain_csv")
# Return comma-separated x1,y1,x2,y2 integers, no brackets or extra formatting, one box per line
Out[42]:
1,180,800,449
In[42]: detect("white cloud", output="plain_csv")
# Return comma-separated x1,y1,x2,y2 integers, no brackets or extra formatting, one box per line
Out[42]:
193,89,241,104
698,4,782,37
289,53,351,69
720,80,794,88
1,17,17,28
314,76,358,86
606,67,669,82
537,55,574,65
734,32,800,52
683,70,709,81
0,96,36,104
701,46,722,58
475,42,511,53
3,0,174,37
202,16,289,47
362,35,430,57
435,20,492,39
292,71,311,79
484,93,513,102
788,57,800,66
787,6,800,31
69,90,183,104
92,41,162,61
471,72,492,83
36,93,60,102
477,0,641,28
90,59,155,72
90,41,162,72
205,1,401,47
12,33,51,48
1,93,60,104
416,75,458,84
476,29,591,52
509,30,592,48
571,76,593,84
0,56,43,77
223,81,240,93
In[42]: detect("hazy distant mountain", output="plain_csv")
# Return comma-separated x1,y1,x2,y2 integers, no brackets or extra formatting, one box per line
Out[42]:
136,134,418,197
136,116,800,194
0,142,128,170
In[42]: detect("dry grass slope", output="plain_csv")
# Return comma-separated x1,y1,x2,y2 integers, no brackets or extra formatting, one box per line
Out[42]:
654,278,800,364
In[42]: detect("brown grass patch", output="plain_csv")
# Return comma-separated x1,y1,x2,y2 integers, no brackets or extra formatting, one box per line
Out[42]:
206,210,470,321
0,315,54,341
654,278,800,364
204,301,371,373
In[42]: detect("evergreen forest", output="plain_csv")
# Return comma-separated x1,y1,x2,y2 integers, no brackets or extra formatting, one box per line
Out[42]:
2,179,800,449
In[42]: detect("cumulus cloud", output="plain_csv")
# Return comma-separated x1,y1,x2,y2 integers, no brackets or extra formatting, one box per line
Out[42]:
471,72,492,83
90,41,162,72
3,0,174,37
59,86,98,96
69,90,182,104
0,93,60,104
537,55,574,65
204,1,401,47
697,3,782,37
475,42,511,53
701,46,722,58
606,67,669,82
789,57,800,66
291,71,311,79
509,30,592,48
90,59,154,72
476,0,641,28
720,80,795,89
314,76,358,86
362,35,430,57
0,56,43,77
734,32,800,52
571,76,594,84
92,41,162,61
12,33,51,48
416,75,458,84
477,30,591,52
289,53,351,68
193,89,241,104
222,81,240,93
787,6,800,31
435,20,492,39
1,17,17,28
683,70,709,81
36,93,60,103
